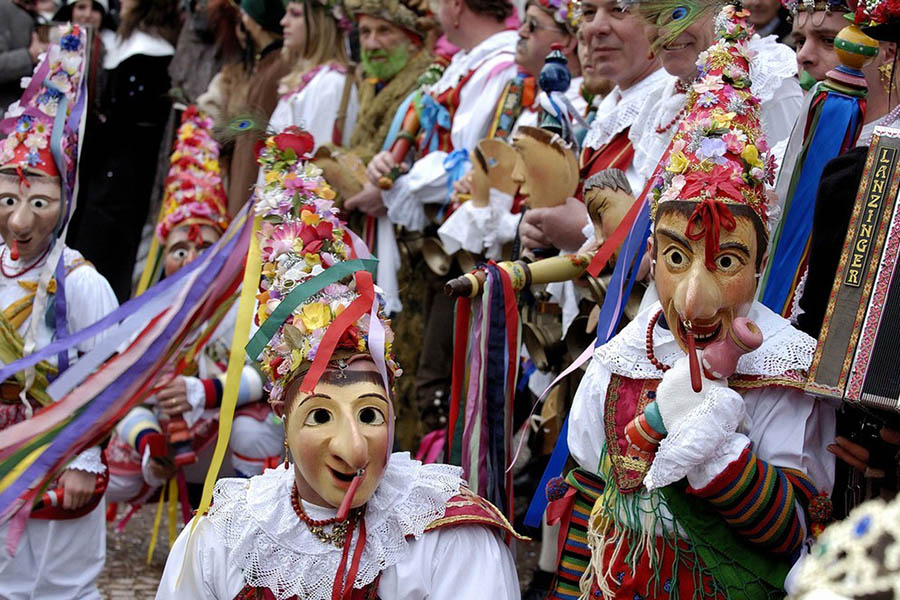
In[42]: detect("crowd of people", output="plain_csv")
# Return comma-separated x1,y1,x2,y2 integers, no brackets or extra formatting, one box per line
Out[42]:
1,0,900,598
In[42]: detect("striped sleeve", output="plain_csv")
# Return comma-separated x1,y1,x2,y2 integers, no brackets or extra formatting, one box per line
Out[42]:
687,445,819,558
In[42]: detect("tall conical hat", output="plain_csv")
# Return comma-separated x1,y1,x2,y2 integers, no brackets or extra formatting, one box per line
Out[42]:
650,6,776,268
156,106,230,244
253,126,401,402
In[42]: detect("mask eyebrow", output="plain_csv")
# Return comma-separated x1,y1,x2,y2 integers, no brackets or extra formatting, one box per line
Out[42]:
718,241,750,256
297,393,332,408
357,392,389,404
656,228,692,249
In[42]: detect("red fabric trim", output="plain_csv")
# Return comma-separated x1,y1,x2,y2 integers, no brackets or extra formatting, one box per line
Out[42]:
202,378,218,409
447,297,471,457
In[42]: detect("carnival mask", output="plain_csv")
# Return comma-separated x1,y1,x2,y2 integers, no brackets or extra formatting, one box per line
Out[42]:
510,126,578,209
284,357,392,510
468,138,519,208
163,224,221,277
652,206,763,354
0,171,61,263
584,168,635,254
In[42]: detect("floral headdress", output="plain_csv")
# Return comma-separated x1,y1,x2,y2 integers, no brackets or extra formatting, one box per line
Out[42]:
532,0,582,32
313,0,353,30
780,0,850,15
651,6,776,270
342,0,431,34
156,106,230,244
0,24,88,192
253,126,400,401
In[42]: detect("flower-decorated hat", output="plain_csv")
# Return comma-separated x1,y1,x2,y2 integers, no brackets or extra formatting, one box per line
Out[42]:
650,6,777,269
252,126,401,402
530,0,581,33
856,0,900,40
156,106,230,244
343,0,434,35
781,0,851,16
0,24,89,197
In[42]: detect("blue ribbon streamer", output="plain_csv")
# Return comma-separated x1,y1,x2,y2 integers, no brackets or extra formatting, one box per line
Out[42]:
761,92,860,313
523,199,651,528
418,94,450,155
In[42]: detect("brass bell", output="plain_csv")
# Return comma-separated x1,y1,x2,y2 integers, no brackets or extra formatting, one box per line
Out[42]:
421,237,453,276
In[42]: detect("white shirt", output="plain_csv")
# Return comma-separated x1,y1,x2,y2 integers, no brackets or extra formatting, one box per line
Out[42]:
156,453,520,600
268,65,360,150
583,67,676,194
382,30,518,232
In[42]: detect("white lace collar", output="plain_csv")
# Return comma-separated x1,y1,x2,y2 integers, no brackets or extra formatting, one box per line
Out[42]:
583,67,675,150
629,34,798,182
594,301,816,380
103,30,175,70
428,30,517,96
208,452,464,600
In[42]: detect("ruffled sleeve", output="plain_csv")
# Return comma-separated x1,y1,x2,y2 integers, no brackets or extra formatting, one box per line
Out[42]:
63,253,119,355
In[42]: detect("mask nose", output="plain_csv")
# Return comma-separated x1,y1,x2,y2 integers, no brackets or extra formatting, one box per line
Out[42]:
329,417,368,471
7,202,34,238
674,261,722,324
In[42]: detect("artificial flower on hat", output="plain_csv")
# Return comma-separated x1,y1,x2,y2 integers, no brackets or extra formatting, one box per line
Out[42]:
156,106,231,243
780,0,851,15
0,23,88,186
253,126,400,401
650,6,777,267
533,0,582,32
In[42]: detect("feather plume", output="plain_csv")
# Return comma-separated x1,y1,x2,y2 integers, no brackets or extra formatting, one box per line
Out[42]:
637,0,721,52
212,110,270,155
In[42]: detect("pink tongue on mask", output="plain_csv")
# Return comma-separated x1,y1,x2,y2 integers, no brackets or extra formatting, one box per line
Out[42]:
336,469,365,522
9,239,18,261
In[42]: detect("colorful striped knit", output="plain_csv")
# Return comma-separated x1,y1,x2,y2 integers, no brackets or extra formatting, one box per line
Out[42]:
548,468,607,600
688,446,819,559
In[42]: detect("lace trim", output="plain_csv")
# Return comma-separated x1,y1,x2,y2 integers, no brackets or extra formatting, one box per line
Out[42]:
583,68,674,151
594,301,816,380
645,384,746,491
630,35,797,182
208,452,463,600
67,446,106,474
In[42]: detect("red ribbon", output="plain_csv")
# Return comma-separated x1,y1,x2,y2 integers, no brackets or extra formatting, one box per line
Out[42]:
684,198,736,271
545,486,577,567
447,296,471,457
300,270,375,393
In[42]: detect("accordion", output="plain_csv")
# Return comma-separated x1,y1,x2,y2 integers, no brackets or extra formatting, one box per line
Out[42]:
808,126,900,410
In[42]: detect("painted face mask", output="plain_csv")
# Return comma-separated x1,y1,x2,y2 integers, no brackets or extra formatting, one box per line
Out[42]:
510,126,579,209
648,6,774,354
361,43,411,81
285,358,392,509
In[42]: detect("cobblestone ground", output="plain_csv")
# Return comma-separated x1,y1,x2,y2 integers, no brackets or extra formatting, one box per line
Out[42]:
97,502,541,599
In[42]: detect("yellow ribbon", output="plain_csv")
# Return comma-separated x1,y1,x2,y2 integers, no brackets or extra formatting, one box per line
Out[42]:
194,215,263,522
3,280,57,330
147,478,168,565
136,203,168,296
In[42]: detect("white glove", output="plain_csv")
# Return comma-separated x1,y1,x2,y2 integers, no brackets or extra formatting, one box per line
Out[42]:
656,353,726,432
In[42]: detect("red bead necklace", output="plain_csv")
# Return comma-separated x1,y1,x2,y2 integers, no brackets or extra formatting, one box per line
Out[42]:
0,244,52,279
646,310,671,372
291,483,342,527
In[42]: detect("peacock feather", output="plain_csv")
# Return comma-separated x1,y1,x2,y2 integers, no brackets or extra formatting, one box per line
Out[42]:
637,0,720,52
212,110,270,153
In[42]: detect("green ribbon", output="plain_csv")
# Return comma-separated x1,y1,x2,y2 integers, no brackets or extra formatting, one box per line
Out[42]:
245,258,378,360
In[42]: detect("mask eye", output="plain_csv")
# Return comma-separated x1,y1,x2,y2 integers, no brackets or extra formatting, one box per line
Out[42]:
359,406,385,426
0,195,16,208
304,408,333,426
30,197,49,209
714,253,744,273
663,247,690,271
169,248,189,261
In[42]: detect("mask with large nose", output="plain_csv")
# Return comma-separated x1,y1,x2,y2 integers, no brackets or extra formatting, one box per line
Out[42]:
0,170,62,263
280,357,393,509
651,201,765,354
